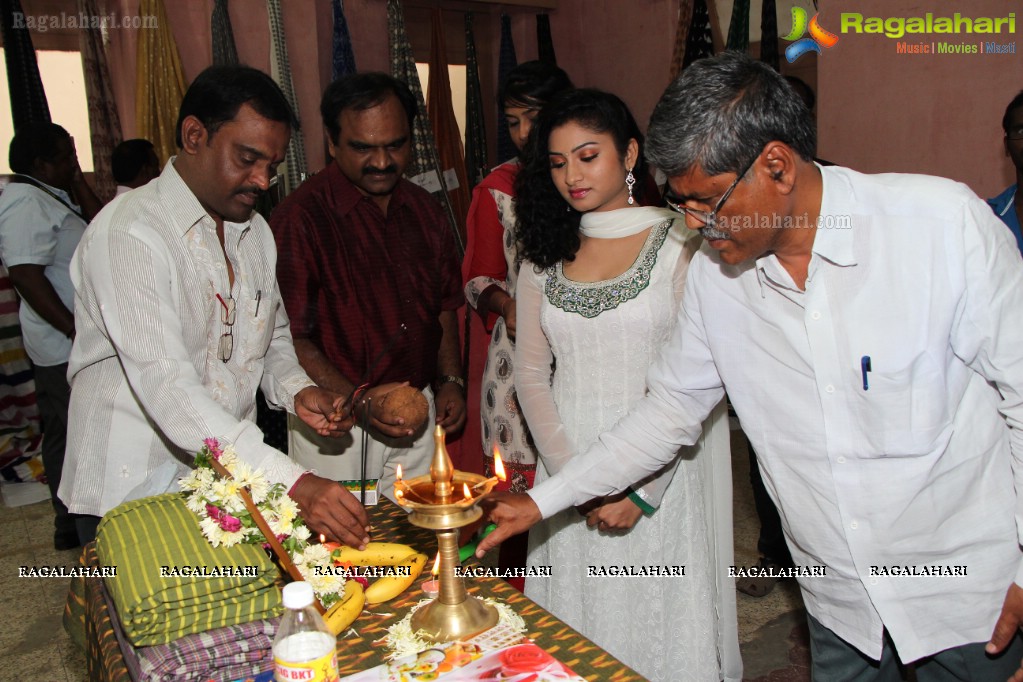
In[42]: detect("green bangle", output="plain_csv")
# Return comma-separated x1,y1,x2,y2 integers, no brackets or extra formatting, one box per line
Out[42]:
627,490,657,516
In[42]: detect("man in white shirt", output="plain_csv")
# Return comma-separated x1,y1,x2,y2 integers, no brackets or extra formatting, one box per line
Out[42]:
61,66,373,550
0,122,101,550
480,52,1023,680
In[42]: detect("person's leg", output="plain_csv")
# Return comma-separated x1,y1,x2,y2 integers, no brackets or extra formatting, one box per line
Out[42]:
912,632,1023,681
75,514,102,544
33,363,77,550
738,438,795,596
807,614,903,682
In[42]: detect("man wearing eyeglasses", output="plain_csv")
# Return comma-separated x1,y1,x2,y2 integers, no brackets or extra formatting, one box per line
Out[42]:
480,51,1023,681
988,91,1023,253
62,66,373,551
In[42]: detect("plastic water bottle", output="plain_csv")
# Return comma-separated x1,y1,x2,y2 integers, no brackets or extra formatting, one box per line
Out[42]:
273,581,339,682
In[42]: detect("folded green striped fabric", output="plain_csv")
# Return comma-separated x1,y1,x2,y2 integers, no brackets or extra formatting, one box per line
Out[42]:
96,493,282,646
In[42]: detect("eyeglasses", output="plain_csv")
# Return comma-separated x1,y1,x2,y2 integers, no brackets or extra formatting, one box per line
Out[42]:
216,294,235,362
663,156,757,230
1008,126,1023,141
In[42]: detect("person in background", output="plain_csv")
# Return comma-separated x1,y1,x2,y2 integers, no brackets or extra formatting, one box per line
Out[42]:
111,139,161,197
461,60,573,589
61,65,369,548
271,73,465,502
512,88,740,682
0,122,101,550
480,51,1023,681
988,90,1023,253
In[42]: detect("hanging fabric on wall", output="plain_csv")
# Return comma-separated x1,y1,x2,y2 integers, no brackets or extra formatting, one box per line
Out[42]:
78,0,122,202
332,0,357,80
669,1,694,81
427,8,471,245
683,0,714,70
266,0,308,196
495,14,518,166
463,13,488,188
211,0,240,66
386,0,463,254
725,0,751,53
136,0,186,166
0,0,50,130
536,13,557,66
760,0,780,71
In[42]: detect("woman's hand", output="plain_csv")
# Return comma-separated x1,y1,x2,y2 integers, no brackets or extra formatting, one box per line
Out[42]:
586,493,643,532
501,297,517,340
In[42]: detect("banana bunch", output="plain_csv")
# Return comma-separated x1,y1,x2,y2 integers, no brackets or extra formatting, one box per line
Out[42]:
323,579,365,635
328,542,429,605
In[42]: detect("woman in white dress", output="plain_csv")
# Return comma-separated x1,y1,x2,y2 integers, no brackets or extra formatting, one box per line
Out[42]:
513,89,741,682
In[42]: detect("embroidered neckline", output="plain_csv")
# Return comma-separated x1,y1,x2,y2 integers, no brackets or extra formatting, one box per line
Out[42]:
545,219,672,318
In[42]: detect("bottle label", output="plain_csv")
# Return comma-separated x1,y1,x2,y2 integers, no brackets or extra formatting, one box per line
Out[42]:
274,649,339,682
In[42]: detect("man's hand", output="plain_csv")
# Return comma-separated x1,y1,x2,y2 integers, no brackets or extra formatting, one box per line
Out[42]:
586,493,643,532
435,382,466,432
289,473,371,549
476,492,542,558
987,582,1023,681
295,386,353,437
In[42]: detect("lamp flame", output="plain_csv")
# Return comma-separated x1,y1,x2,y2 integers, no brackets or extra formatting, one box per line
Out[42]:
396,464,403,481
463,483,472,500
493,446,506,482
431,552,440,578
319,534,326,544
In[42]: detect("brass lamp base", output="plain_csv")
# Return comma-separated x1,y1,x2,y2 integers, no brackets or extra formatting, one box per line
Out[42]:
409,593,499,642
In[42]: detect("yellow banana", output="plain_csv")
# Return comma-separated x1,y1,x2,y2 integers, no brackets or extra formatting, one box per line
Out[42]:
364,552,428,604
323,579,365,635
330,542,418,566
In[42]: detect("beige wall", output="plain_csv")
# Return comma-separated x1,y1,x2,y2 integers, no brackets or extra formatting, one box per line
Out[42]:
817,1,1020,198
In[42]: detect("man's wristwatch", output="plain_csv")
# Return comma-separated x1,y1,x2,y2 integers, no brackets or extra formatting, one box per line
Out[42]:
436,375,466,393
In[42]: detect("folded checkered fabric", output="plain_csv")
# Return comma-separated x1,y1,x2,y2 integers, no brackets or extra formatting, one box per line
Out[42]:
96,493,282,646
136,618,278,682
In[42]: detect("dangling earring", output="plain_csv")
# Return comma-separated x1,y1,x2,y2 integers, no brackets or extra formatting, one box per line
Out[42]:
626,168,636,205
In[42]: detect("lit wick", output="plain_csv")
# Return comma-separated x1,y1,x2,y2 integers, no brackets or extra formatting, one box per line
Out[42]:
462,483,472,501
472,447,508,490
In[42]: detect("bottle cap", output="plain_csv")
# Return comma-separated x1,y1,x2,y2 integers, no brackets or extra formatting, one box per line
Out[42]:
282,581,315,609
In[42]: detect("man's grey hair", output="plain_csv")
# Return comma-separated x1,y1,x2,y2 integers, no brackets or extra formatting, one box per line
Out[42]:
646,51,817,178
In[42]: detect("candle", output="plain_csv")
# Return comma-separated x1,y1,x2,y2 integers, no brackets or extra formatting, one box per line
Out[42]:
422,553,441,598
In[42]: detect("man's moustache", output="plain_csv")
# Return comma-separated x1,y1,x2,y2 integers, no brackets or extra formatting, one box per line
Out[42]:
363,166,398,177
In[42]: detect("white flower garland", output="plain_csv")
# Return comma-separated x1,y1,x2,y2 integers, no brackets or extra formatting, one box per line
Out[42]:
179,438,347,607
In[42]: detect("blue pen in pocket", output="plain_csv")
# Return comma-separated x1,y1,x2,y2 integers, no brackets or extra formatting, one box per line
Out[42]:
861,356,871,390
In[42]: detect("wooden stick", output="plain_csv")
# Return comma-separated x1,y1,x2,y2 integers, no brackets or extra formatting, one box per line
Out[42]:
208,457,326,615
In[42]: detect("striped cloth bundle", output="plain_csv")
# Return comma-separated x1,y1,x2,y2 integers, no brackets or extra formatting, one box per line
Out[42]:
95,493,282,646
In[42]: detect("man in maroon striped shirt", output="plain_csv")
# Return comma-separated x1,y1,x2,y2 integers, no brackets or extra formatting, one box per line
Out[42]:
271,73,465,503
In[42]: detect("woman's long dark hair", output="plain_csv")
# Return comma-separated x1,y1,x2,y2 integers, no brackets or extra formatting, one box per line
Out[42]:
514,88,648,269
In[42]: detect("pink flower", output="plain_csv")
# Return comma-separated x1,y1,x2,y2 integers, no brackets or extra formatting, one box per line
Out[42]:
218,513,242,532
203,438,223,460
205,504,222,520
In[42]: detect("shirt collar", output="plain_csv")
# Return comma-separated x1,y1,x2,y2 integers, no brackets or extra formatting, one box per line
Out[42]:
160,157,252,237
753,164,856,294
18,174,79,212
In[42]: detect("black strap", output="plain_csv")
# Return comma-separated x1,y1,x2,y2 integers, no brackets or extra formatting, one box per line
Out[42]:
7,174,83,219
